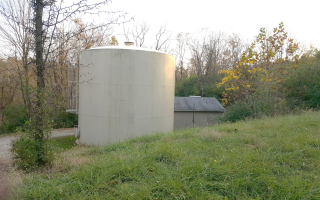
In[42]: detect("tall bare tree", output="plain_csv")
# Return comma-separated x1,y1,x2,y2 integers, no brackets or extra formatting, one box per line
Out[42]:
189,31,246,76
0,0,33,116
174,32,189,82
123,21,150,47
185,31,247,97
221,33,246,69
189,31,226,77
122,21,172,52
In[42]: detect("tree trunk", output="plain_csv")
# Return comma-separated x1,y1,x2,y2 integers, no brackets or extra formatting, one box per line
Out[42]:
34,0,45,165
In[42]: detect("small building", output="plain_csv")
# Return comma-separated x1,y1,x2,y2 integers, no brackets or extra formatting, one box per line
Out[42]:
174,97,225,129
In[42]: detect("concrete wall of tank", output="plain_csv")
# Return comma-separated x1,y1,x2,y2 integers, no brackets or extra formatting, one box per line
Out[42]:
78,46,175,145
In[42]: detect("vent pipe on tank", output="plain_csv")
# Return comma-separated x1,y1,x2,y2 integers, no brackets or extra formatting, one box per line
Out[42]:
124,41,134,46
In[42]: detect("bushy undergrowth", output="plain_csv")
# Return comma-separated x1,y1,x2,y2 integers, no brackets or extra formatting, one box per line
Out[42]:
220,95,291,122
11,111,320,199
0,105,78,135
0,104,27,134
282,51,320,109
10,135,76,171
220,101,253,122
221,52,320,123
53,112,78,129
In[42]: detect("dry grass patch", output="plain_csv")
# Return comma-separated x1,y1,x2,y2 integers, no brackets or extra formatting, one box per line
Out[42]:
51,146,93,172
0,160,23,200
200,128,225,142
5,170,24,188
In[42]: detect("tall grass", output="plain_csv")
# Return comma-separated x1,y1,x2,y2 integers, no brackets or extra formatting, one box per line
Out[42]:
10,111,320,199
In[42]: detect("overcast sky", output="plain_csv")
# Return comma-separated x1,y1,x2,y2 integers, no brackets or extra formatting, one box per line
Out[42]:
104,0,319,48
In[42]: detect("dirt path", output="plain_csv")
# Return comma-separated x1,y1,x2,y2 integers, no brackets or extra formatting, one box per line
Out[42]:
0,128,75,164
0,128,75,199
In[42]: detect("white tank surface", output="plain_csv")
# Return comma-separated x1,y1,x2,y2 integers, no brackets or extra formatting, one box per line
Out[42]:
78,46,175,145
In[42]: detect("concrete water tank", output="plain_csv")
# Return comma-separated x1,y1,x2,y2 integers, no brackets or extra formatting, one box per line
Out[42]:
78,46,175,145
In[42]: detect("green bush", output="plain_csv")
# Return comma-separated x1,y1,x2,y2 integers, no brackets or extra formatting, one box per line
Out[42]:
220,93,290,123
220,101,254,122
11,134,54,170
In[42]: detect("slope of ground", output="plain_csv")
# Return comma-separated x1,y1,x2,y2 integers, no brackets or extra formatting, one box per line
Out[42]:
9,111,320,199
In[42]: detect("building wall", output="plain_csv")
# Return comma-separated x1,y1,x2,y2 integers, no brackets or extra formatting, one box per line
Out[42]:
174,111,223,129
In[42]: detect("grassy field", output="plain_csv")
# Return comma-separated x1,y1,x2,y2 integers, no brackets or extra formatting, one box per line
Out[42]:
10,111,320,199
50,136,77,151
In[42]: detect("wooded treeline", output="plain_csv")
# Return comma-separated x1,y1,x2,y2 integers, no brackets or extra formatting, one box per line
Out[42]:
175,23,319,122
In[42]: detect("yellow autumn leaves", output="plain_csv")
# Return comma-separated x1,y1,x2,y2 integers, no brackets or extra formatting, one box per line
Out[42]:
217,22,304,106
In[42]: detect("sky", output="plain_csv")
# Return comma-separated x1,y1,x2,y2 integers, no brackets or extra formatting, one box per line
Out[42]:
103,0,320,48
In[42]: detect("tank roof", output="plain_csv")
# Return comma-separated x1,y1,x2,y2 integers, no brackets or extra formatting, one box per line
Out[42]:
88,45,172,56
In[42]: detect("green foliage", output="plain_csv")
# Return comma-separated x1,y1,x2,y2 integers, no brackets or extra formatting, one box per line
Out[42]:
11,134,54,170
53,112,78,129
175,73,223,98
201,73,224,98
11,135,76,170
12,111,320,199
4,91,77,169
221,90,290,123
0,104,27,134
283,51,320,109
0,105,78,134
10,89,64,169
175,75,200,96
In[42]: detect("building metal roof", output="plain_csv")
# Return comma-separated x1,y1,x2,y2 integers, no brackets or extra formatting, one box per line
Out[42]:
174,97,225,112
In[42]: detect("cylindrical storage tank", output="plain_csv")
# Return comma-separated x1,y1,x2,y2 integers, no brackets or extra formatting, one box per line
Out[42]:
78,46,175,145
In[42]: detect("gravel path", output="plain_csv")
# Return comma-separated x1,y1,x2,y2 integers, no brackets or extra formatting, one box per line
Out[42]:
0,128,75,164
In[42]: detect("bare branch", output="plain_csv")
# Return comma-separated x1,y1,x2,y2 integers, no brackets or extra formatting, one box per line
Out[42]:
154,23,171,51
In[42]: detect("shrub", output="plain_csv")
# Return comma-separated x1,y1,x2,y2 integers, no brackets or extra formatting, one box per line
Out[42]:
10,90,62,169
220,101,254,122
220,93,290,123
11,134,54,170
